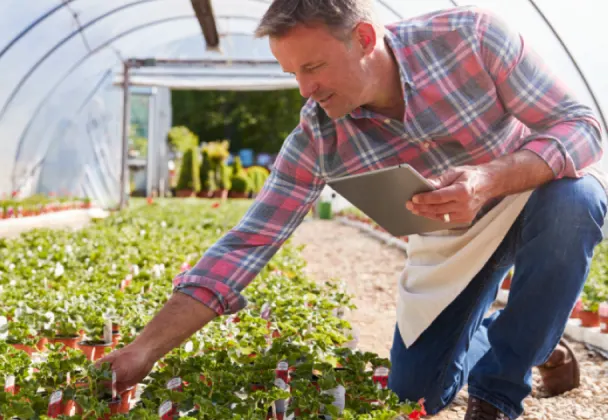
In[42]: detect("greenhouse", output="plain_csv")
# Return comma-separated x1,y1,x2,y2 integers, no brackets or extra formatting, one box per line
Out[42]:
1,0,608,419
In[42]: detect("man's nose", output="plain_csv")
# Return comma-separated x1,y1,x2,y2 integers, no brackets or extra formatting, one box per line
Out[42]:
297,75,318,99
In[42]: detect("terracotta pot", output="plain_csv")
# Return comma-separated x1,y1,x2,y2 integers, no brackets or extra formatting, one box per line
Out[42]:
78,340,113,361
48,335,80,350
176,189,194,198
62,399,82,416
579,310,600,328
228,191,249,199
119,389,133,412
9,343,35,356
600,316,608,333
36,337,48,352
212,189,228,199
570,299,583,319
197,190,212,198
99,397,126,419
112,332,121,348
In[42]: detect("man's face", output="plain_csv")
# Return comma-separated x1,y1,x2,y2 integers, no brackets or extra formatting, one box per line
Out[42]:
270,23,369,119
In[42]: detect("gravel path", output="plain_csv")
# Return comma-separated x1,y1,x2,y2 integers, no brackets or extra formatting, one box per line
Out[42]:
291,219,608,420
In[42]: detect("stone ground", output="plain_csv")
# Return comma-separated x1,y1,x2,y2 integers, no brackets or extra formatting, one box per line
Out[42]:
291,219,608,420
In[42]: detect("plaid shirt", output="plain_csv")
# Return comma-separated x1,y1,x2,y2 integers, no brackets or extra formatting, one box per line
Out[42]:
173,7,602,315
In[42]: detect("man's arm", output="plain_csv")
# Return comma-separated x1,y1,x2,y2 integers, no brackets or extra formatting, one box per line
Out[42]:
97,119,323,391
409,10,603,222
476,9,603,179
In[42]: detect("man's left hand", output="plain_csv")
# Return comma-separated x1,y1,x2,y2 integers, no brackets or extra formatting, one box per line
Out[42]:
406,165,495,224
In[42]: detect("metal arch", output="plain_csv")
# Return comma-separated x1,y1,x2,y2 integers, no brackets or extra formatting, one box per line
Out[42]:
0,0,77,60
190,0,219,49
0,0,164,123
11,14,195,186
449,0,607,134
528,0,608,134
12,11,272,175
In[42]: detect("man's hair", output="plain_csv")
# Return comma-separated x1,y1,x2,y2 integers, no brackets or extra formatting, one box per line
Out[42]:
254,0,378,41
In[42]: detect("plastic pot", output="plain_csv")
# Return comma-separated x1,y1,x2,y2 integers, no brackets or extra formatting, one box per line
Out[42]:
78,340,113,361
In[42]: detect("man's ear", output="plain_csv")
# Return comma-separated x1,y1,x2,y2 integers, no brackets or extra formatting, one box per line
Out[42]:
354,22,377,54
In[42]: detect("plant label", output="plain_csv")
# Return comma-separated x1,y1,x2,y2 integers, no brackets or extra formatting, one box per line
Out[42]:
47,390,63,417
4,375,15,394
321,385,346,414
372,366,390,390
275,361,289,383
103,318,113,344
158,400,173,419
261,303,271,320
112,371,117,400
167,377,183,391
0,316,7,340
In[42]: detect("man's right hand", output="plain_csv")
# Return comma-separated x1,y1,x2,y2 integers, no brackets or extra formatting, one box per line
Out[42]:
96,343,156,393
95,292,218,393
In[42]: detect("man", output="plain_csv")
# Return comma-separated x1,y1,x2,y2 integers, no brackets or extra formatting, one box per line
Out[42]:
99,1,608,419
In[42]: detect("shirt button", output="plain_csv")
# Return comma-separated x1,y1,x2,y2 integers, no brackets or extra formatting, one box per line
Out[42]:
384,119,390,124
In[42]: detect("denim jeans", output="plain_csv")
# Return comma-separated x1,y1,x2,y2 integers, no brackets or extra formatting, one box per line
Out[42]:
387,175,607,419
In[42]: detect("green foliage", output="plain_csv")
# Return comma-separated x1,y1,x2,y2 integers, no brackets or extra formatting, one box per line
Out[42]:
167,126,198,154
0,199,426,418
215,161,232,191
230,173,251,194
229,157,251,194
583,241,608,312
246,166,270,194
171,90,303,154
175,148,200,192
199,149,214,192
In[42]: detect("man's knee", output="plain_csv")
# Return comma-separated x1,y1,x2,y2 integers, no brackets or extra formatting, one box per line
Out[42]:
528,176,607,237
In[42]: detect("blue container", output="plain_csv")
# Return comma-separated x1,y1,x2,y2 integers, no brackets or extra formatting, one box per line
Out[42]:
239,149,254,167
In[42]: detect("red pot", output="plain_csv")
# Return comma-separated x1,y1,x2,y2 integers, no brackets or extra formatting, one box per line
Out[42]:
78,341,113,361
10,343,35,356
601,316,608,333
579,310,600,328
176,190,194,197
570,299,583,319
48,336,80,351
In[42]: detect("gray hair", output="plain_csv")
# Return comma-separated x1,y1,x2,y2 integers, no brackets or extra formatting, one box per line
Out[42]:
254,0,379,41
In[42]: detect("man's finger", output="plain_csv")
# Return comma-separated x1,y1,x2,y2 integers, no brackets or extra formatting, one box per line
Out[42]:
407,201,462,215
426,169,460,189
95,351,117,368
412,184,463,205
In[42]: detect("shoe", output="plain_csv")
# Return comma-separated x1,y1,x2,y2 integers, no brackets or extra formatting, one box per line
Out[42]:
536,338,580,396
464,397,511,420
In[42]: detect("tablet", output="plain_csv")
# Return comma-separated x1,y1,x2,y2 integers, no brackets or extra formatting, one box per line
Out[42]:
327,164,465,236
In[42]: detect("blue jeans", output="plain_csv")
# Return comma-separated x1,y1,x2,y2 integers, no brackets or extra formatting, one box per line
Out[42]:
388,175,607,419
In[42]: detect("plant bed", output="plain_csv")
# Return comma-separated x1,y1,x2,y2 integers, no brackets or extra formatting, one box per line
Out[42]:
0,198,425,418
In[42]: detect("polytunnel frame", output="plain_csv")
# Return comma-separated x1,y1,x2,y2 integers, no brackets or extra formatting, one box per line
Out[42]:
2,0,606,206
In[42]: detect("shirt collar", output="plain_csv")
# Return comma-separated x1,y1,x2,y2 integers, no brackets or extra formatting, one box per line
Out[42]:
348,27,414,120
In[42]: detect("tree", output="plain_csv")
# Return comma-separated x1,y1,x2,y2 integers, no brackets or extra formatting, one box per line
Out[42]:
171,89,303,154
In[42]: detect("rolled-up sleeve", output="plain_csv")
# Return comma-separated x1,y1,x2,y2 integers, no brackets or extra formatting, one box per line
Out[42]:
476,9,603,178
173,120,324,315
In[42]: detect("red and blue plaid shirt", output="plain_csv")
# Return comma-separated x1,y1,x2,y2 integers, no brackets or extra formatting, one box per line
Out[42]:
173,7,602,315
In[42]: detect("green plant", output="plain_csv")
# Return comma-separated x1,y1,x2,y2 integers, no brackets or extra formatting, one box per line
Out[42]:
246,166,270,194
175,147,200,192
199,149,214,192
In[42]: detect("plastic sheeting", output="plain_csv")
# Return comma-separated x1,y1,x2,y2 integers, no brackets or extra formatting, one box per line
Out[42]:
0,0,607,207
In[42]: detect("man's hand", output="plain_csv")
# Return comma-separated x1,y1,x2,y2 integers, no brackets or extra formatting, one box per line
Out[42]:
96,343,156,393
406,150,555,224
95,292,218,392
406,165,493,224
